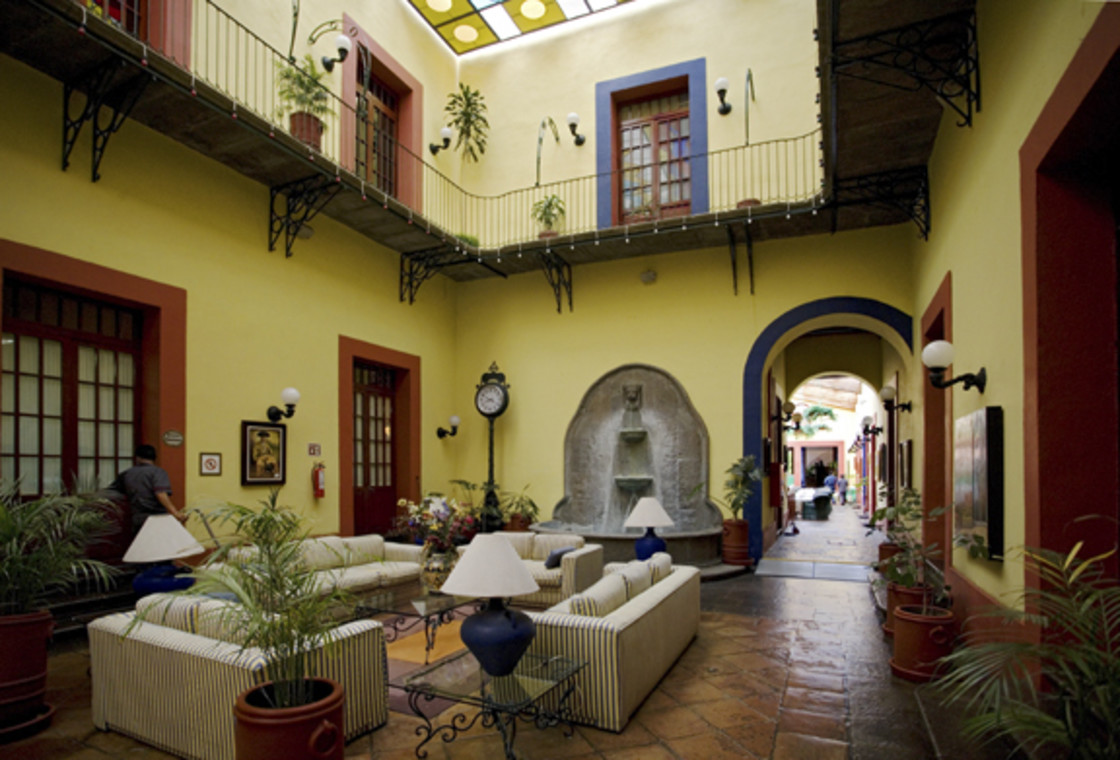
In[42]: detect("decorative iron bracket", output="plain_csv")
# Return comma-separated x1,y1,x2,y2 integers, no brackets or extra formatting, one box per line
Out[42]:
540,250,573,313
63,58,149,181
743,222,755,295
268,175,342,258
832,11,980,127
399,247,507,304
726,224,739,295
834,165,930,239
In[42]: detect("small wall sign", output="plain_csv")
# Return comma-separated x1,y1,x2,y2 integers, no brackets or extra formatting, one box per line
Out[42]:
308,443,322,456
200,452,222,476
162,430,184,447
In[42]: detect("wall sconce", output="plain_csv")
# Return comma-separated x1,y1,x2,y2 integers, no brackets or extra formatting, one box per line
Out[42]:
437,414,461,439
861,415,883,437
320,32,352,72
879,386,912,413
714,77,732,115
429,126,453,155
266,387,301,423
566,112,586,146
921,340,987,393
785,412,802,432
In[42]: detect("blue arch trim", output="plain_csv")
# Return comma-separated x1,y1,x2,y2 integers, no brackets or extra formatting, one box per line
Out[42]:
741,297,913,563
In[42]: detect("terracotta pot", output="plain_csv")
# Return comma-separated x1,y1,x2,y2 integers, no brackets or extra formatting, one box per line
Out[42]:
0,609,56,741
721,518,751,566
234,678,344,760
538,230,559,239
890,604,955,682
882,583,928,636
289,112,323,152
504,514,532,532
878,542,902,564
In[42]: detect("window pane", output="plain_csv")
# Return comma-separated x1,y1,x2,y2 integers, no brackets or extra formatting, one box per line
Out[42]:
1,456,13,483
43,341,62,377
19,337,38,374
19,457,40,495
118,389,133,422
99,423,115,457
660,185,669,204
18,376,39,414
79,384,95,419
119,425,133,456
2,333,13,369
79,346,96,382
43,418,62,455
79,421,95,457
681,117,689,137
669,141,679,160
99,387,115,419
659,122,667,141
101,307,117,337
640,125,651,145
98,459,116,488
1,375,12,413
43,457,62,493
354,463,363,488
118,311,134,340
643,146,652,165
19,416,39,454
683,183,691,200
81,303,98,333
0,414,12,454
670,184,681,203
98,349,116,384
78,458,95,485
118,353,134,387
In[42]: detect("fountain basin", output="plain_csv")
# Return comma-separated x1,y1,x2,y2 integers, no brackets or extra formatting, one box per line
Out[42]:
533,520,722,566
613,475,653,492
619,428,647,443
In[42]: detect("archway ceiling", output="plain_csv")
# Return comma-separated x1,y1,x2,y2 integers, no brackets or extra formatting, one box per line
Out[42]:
791,375,862,412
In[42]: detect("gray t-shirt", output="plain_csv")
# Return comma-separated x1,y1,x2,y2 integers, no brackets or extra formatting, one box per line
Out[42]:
111,463,173,517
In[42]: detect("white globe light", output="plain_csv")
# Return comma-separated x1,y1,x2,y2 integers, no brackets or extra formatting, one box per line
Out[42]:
449,414,461,427
879,386,896,402
714,77,730,93
921,340,955,369
567,112,580,127
280,387,301,406
334,33,352,56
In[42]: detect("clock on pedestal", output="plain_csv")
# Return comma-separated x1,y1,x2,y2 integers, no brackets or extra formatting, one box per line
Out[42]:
475,362,509,532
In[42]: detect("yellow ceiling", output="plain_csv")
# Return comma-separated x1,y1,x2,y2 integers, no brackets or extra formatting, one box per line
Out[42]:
406,0,635,55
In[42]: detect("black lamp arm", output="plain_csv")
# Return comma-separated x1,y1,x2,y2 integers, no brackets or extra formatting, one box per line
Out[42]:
929,367,987,393
267,403,296,423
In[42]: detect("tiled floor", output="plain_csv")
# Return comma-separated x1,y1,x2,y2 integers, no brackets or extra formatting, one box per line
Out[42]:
6,504,1020,759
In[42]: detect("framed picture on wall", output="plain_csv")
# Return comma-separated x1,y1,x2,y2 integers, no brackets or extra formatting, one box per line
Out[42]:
953,407,1004,560
241,421,286,486
199,452,222,476
877,443,887,482
899,440,912,489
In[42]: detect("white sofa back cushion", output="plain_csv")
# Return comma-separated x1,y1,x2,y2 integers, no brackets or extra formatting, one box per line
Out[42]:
501,532,536,559
567,573,627,617
300,536,349,569
618,562,652,598
342,534,386,563
531,533,585,561
649,552,672,583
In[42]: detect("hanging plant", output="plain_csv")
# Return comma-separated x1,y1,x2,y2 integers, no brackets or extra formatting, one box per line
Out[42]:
444,83,489,162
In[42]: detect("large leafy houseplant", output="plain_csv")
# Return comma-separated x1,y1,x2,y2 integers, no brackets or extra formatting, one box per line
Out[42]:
444,83,489,162
275,54,331,120
937,542,1120,759
710,455,762,566
500,484,539,530
531,194,566,235
182,489,352,708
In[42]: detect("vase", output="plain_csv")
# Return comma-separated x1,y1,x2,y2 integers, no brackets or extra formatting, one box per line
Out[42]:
420,551,457,593
890,605,955,682
234,677,344,760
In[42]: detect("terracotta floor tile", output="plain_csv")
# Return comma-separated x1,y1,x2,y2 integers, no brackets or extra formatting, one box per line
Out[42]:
697,697,771,730
771,731,849,760
667,731,753,760
635,704,711,741
723,715,779,758
510,723,597,759
777,708,848,742
600,743,678,760
658,675,727,705
783,686,847,714
786,669,846,693
578,722,659,752
724,651,788,673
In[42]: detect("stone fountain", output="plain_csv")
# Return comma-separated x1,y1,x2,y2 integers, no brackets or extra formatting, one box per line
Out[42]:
535,364,723,565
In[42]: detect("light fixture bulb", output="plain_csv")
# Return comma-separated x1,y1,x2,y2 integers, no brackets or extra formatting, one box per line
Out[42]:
449,414,461,427
714,76,729,94
861,416,873,428
566,112,580,127
334,33,352,58
521,0,546,19
280,387,301,406
879,386,896,402
921,340,955,369
440,126,452,141
781,400,796,415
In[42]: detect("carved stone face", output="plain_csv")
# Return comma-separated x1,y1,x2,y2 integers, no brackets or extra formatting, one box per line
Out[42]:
623,384,642,411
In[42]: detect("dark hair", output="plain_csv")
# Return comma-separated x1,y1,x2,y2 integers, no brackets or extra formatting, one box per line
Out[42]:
135,444,158,461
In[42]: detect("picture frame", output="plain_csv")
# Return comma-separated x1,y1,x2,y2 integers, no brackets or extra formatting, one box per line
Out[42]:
899,440,912,490
199,452,222,476
241,421,286,486
953,406,1004,560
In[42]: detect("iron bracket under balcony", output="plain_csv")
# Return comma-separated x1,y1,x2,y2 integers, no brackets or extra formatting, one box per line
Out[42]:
540,250,573,313
63,57,151,182
833,166,930,239
399,246,508,304
831,10,980,128
269,175,343,258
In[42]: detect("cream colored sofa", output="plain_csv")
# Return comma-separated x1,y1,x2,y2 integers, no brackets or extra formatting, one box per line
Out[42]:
88,592,388,760
296,533,424,595
494,531,604,608
526,553,700,732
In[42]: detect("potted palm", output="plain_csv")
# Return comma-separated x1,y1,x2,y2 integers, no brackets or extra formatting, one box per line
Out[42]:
0,482,117,741
500,485,539,532
181,489,354,759
937,542,1120,758
444,83,489,162
531,194,566,238
715,455,762,566
276,54,331,152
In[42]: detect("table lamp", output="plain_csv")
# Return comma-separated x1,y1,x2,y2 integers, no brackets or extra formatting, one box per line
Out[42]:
439,534,540,676
623,496,674,560
124,514,205,595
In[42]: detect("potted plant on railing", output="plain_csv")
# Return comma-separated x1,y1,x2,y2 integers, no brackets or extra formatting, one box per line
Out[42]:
532,193,565,239
500,485,539,533
937,541,1120,758
0,481,117,741
172,489,354,759
276,54,331,152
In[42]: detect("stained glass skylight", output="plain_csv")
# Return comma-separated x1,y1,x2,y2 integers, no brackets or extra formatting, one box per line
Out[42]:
406,0,633,55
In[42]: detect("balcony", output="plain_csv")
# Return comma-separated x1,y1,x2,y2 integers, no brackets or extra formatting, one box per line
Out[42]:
1,0,972,305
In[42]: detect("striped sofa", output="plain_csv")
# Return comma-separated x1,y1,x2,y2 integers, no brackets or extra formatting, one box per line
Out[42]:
526,555,701,732
88,593,388,760
496,532,604,608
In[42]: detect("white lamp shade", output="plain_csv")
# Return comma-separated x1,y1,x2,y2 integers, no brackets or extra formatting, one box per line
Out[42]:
861,416,873,428
879,386,896,402
714,76,730,93
440,125,453,140
280,387,301,405
921,340,955,369
124,514,205,563
566,112,580,127
334,33,352,56
439,534,539,597
623,497,674,529
781,400,796,415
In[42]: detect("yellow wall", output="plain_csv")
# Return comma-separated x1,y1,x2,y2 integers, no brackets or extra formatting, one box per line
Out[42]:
785,333,884,393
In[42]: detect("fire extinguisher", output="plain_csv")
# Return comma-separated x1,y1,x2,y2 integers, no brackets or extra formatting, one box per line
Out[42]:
312,462,326,499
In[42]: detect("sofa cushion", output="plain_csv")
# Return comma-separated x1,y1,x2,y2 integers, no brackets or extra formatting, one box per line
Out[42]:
523,560,562,588
323,565,385,594
649,553,672,584
192,599,248,644
501,532,535,559
376,561,422,586
618,561,652,599
531,534,585,561
568,573,627,617
135,594,205,633
544,546,575,569
301,536,349,570
342,535,386,563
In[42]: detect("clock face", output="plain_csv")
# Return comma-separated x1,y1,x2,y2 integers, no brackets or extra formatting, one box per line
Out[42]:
475,383,508,416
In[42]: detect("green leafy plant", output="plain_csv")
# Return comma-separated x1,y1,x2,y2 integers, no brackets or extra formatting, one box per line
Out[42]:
937,542,1120,759
275,54,331,119
717,455,762,521
444,83,489,162
792,404,837,438
500,485,539,524
0,481,118,614
873,488,951,608
531,194,566,232
169,489,352,708
456,233,479,248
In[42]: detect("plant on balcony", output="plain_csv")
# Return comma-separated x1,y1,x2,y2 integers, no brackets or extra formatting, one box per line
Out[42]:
531,194,566,238
444,83,489,162
276,54,330,151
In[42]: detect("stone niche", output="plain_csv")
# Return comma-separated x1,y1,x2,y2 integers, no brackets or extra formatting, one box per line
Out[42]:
542,364,722,563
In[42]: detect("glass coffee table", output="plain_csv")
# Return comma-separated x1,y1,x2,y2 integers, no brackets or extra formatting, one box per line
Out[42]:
392,649,585,759
351,585,477,665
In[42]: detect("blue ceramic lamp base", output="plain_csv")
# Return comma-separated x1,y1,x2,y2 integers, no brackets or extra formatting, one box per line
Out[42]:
634,527,667,560
460,598,536,676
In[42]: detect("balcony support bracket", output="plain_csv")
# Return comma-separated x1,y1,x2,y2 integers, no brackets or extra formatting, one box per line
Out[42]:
269,175,342,258
63,58,149,182
400,248,507,304
834,166,930,239
541,251,573,313
726,224,739,295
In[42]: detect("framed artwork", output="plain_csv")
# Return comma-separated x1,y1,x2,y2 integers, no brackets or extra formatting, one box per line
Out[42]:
953,407,1004,560
241,421,286,486
199,452,222,476
899,440,912,489
877,443,887,482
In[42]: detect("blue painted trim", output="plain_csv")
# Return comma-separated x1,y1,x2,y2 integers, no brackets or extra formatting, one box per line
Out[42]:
741,297,913,563
595,58,709,230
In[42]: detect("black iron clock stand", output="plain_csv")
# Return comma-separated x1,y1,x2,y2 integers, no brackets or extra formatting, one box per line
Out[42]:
474,362,510,533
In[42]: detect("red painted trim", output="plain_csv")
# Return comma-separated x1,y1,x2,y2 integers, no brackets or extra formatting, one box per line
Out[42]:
1020,5,1120,576
337,335,420,536
920,273,951,566
146,0,192,67
0,239,188,506
945,565,1003,635
340,15,423,213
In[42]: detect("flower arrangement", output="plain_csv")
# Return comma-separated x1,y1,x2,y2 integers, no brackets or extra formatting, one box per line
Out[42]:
396,495,477,557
